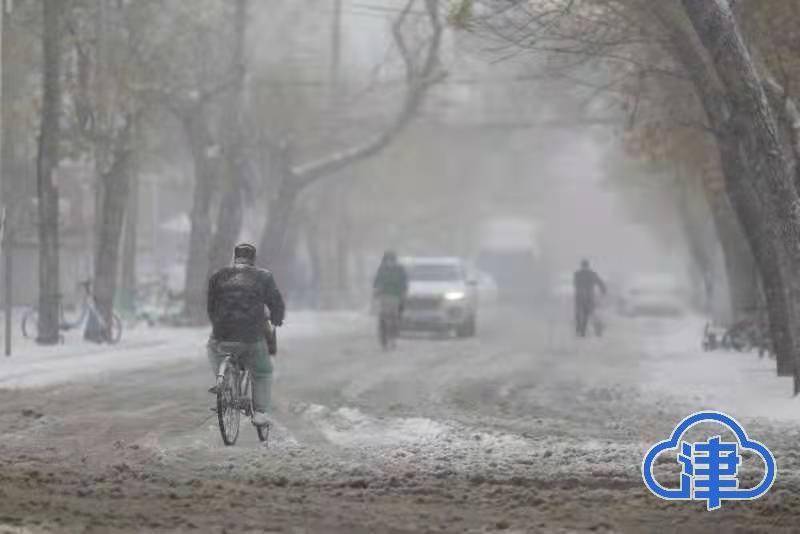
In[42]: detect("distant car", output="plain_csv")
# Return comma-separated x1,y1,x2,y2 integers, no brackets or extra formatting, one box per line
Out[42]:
399,256,478,337
618,274,687,317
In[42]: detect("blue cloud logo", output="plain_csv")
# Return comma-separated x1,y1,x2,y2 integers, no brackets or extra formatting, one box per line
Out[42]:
642,411,776,510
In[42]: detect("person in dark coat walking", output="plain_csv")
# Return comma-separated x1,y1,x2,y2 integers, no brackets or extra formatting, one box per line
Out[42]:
573,259,606,337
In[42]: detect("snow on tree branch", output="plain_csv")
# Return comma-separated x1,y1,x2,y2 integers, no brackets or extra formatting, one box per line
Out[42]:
291,0,445,188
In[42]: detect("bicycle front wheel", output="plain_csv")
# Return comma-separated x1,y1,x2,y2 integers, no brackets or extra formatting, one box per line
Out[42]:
217,366,241,446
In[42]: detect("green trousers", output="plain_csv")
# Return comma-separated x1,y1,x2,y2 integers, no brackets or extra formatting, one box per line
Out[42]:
207,338,273,413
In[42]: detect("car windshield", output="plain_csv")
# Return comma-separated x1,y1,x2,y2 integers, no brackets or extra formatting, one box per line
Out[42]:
407,264,462,282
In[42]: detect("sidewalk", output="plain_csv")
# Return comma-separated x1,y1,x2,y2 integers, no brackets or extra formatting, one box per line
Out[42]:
639,315,799,423
0,310,367,389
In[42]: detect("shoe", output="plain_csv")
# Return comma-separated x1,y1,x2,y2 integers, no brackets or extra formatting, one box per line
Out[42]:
252,411,270,426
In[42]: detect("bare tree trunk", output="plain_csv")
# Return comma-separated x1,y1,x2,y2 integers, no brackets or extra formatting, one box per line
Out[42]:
85,118,133,342
710,128,796,377
655,0,799,381
681,0,800,389
258,165,299,284
181,108,217,324
723,153,793,377
317,222,337,310
2,1,12,355
279,216,304,302
208,0,248,275
91,0,108,266
36,0,63,345
335,216,351,308
119,151,139,315
309,181,349,309
209,183,243,273
305,219,323,309
674,174,714,311
707,193,758,321
753,48,800,190
257,0,443,277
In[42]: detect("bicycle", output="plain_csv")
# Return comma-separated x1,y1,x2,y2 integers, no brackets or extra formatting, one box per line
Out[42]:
214,335,275,446
132,276,184,327
722,315,763,351
708,307,774,359
21,280,122,343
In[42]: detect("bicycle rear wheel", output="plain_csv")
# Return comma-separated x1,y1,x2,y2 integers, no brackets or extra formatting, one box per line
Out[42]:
241,370,270,444
240,370,253,417
246,373,270,444
216,365,241,446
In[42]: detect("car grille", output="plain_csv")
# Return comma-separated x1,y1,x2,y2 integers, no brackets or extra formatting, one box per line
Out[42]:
405,296,441,311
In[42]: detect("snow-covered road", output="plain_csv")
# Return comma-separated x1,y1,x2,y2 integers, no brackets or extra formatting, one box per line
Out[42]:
1,307,798,533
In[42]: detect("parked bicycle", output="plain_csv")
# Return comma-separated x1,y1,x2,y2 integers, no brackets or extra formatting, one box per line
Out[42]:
723,316,773,358
132,275,184,327
214,345,272,446
21,280,122,343
703,312,773,359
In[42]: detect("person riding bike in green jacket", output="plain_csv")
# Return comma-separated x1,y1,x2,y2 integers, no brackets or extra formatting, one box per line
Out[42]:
373,251,408,345
373,250,409,302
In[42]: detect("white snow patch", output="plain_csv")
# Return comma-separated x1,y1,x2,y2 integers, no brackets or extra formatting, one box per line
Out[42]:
0,311,366,389
640,315,800,422
300,404,447,447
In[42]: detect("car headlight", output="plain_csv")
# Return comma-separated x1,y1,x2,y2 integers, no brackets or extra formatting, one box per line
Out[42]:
444,291,466,301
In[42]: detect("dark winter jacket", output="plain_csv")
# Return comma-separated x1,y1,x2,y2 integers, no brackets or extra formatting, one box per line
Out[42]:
373,263,409,298
573,267,606,307
207,263,285,343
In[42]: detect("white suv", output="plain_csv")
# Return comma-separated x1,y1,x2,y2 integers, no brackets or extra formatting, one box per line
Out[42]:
399,256,478,337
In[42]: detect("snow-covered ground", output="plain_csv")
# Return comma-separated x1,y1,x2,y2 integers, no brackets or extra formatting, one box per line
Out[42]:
2,308,799,532
0,310,368,388
638,315,799,422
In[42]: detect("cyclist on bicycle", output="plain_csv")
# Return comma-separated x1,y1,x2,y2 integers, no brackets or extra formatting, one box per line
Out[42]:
207,243,285,427
573,258,606,337
373,251,408,339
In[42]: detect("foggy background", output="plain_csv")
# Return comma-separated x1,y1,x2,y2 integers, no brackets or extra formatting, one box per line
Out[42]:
0,0,703,319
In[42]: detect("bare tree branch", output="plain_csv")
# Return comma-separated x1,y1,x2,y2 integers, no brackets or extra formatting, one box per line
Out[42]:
291,0,445,188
